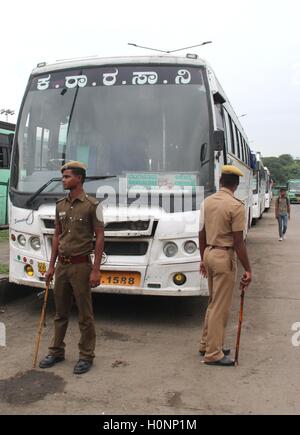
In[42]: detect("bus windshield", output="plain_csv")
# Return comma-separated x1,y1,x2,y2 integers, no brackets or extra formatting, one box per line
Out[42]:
12,65,210,196
289,182,300,191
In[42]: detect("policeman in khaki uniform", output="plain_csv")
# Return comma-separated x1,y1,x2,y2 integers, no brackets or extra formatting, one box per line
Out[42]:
198,165,252,366
39,161,104,374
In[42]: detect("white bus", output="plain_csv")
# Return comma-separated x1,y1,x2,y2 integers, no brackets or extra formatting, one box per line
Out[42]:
264,166,272,211
9,55,253,296
251,152,266,224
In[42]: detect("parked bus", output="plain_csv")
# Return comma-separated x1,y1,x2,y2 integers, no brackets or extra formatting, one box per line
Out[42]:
287,179,300,203
9,55,253,296
0,121,14,226
264,166,272,211
251,152,266,224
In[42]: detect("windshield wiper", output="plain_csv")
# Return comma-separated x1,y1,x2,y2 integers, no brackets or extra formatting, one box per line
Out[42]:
26,175,117,206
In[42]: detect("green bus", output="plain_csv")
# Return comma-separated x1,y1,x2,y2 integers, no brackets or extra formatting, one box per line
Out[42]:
287,179,300,204
0,121,15,226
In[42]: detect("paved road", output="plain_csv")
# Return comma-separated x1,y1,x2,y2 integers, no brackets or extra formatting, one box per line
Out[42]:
0,205,300,414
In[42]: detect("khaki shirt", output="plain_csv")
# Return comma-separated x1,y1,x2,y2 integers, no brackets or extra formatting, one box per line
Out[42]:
200,187,245,247
55,191,104,257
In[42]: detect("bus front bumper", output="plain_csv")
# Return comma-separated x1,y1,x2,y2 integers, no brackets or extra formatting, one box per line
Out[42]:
9,255,209,297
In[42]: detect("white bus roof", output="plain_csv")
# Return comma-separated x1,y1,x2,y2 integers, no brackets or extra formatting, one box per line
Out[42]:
30,54,248,142
31,55,208,75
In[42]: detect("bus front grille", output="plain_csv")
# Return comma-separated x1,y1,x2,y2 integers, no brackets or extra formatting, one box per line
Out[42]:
103,241,148,256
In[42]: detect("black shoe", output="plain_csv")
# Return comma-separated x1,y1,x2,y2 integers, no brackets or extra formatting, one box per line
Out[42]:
39,355,65,369
199,348,231,357
204,356,235,366
73,359,93,374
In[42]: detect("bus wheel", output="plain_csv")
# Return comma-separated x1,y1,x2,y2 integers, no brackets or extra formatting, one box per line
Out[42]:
251,218,257,226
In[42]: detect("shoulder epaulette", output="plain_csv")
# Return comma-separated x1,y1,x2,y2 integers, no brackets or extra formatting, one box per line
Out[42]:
233,197,244,205
85,195,99,206
56,196,66,204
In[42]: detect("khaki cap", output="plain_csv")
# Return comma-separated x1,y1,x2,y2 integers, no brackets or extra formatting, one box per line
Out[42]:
221,165,244,177
61,161,87,172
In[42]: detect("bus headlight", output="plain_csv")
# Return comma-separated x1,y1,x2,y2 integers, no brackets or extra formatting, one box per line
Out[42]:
30,237,41,251
184,240,197,255
17,234,26,247
163,242,178,258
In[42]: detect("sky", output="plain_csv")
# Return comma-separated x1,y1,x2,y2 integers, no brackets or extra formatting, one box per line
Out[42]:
1,0,299,157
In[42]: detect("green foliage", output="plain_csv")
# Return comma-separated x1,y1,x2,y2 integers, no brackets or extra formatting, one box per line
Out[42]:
0,230,9,241
263,154,300,186
0,264,9,274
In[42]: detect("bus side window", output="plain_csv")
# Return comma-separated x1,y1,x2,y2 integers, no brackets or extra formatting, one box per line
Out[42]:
245,141,250,166
242,139,247,164
244,141,248,165
215,103,224,131
239,134,243,161
241,137,246,163
228,116,235,155
223,110,233,154
234,125,241,160
231,121,238,158
0,147,4,168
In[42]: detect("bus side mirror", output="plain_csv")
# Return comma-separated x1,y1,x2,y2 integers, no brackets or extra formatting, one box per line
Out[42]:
213,130,225,151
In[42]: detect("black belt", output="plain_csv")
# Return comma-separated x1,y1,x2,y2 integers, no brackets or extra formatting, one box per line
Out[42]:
208,246,233,251
58,255,90,265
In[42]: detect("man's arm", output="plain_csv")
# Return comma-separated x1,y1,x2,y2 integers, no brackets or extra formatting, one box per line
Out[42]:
45,222,61,285
198,228,207,260
90,227,104,288
198,227,208,278
92,227,104,271
287,198,291,219
233,231,252,289
275,198,279,218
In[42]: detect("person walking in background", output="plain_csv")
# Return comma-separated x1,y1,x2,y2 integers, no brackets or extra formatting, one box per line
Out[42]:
275,188,290,241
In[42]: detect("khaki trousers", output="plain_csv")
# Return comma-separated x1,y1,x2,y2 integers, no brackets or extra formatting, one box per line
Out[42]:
49,261,96,362
199,247,237,362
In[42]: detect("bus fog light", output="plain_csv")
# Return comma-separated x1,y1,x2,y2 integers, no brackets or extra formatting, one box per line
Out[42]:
30,237,41,250
184,240,197,254
163,242,178,257
173,273,186,286
24,264,34,277
11,234,16,242
17,234,26,246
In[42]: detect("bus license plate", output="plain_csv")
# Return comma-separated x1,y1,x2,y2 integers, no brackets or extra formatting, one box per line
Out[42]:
100,271,141,287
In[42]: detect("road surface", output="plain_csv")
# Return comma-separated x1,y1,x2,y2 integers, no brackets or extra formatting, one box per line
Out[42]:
0,205,300,414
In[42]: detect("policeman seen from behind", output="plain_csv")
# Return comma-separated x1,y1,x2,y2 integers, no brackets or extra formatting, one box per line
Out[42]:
198,165,252,366
39,161,104,374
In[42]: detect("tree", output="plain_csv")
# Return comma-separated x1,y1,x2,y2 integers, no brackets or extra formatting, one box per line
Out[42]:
262,154,300,186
